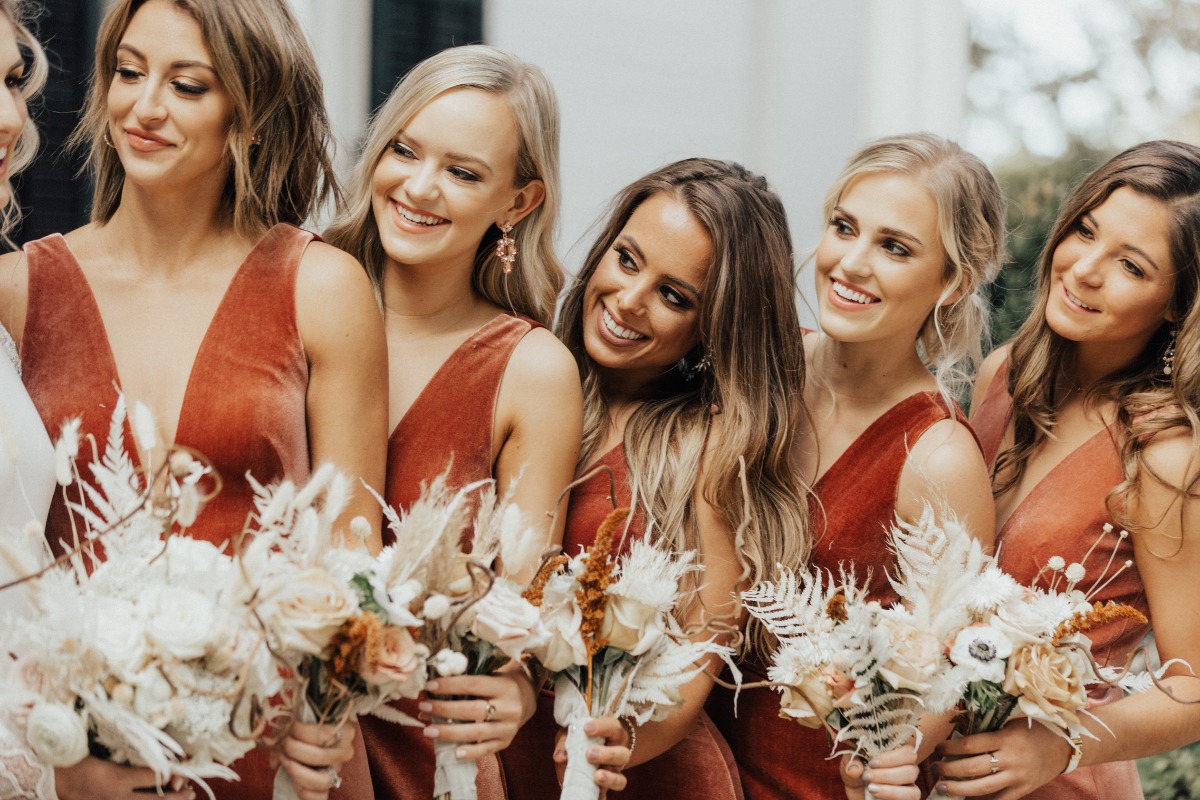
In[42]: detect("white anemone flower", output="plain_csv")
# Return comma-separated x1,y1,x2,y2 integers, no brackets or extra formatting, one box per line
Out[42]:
949,623,1014,684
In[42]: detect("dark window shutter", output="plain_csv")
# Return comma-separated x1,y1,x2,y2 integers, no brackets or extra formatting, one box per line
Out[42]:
370,0,483,112
11,0,102,243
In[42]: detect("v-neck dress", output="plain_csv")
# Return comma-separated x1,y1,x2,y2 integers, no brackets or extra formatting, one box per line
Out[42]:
500,443,744,800
707,392,969,800
362,313,536,800
19,224,375,800
971,358,1146,800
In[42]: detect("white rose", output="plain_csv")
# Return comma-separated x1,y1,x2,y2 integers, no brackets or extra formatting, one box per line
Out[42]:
26,702,89,767
132,668,177,727
466,581,547,660
142,585,216,661
599,594,663,656
91,597,147,680
258,569,358,656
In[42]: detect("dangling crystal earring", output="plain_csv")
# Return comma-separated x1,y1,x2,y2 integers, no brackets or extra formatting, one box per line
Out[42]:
1162,327,1177,376
495,222,518,274
103,131,114,148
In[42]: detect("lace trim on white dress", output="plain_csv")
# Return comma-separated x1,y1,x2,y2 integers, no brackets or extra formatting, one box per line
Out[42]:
0,324,18,377
0,721,56,799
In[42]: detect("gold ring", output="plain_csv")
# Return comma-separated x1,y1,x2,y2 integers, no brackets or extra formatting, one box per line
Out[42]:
989,752,1000,775
484,701,497,722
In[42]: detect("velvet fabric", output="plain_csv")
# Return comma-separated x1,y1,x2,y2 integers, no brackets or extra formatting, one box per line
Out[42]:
971,360,1146,800
501,443,743,800
362,313,535,800
19,225,373,800
707,392,966,800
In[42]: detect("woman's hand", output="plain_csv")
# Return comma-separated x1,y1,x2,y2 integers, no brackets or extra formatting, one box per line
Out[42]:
553,716,631,796
55,758,195,800
841,743,920,800
934,720,1073,799
274,721,357,800
419,665,538,760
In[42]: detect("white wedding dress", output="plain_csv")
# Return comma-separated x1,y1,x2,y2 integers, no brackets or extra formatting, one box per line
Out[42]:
0,321,57,799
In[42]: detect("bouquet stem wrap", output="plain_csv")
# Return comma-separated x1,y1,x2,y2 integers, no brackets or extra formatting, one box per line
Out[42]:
433,722,478,800
559,719,603,800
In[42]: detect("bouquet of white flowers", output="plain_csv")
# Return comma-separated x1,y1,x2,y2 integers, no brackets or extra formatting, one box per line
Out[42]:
525,507,732,800
0,398,276,798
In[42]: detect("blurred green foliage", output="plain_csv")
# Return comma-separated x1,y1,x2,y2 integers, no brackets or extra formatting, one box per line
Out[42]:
1139,739,1200,799
985,144,1112,347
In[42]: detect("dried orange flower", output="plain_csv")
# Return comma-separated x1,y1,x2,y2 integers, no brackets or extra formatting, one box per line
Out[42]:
327,612,384,684
1052,600,1147,646
577,508,629,658
826,593,847,623
523,554,569,607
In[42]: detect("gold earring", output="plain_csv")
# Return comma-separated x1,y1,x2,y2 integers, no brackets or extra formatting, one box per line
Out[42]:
495,222,518,274
1163,327,1177,376
103,131,114,148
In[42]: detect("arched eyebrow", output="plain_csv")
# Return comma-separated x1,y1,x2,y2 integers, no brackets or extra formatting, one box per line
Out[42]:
116,43,217,75
832,206,924,248
1083,211,1165,273
620,233,703,299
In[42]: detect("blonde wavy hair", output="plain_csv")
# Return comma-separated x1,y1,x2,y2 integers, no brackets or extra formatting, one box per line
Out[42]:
994,141,1200,529
557,158,812,658
324,45,562,324
0,0,46,241
69,0,338,237
820,133,1006,401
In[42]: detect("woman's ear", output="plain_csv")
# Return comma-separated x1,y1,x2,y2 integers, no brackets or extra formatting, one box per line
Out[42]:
505,179,546,226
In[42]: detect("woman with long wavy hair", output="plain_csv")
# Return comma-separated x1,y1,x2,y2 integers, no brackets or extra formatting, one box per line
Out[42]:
499,157,811,798
707,133,1004,800
323,44,582,800
0,1,386,797
938,141,1200,800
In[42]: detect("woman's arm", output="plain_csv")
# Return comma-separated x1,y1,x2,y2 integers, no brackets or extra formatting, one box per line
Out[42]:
493,327,583,565
295,242,389,553
937,426,1200,799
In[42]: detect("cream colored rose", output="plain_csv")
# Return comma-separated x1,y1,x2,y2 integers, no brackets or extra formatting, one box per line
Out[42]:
363,625,425,689
777,672,835,729
26,702,89,767
467,581,548,660
1002,641,1089,730
258,568,358,656
599,594,664,656
877,618,941,693
142,585,216,661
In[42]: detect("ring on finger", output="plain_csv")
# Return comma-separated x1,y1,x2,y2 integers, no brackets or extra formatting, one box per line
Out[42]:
484,700,497,723
989,752,1000,775
326,766,342,790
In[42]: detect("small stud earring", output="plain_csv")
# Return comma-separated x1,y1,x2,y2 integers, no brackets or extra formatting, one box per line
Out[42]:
495,222,518,274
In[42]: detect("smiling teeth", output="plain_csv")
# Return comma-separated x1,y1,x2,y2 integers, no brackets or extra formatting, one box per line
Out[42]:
832,281,875,304
602,308,646,340
0,147,7,160
398,206,444,226
1066,290,1098,312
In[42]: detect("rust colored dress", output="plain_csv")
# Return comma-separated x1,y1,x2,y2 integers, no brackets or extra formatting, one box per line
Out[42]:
362,313,538,800
707,392,968,800
972,359,1147,800
19,225,374,800
500,444,744,800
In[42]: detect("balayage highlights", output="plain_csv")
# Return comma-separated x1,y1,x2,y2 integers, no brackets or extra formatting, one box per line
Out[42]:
995,140,1200,527
557,158,812,657
0,0,46,240
324,44,562,324
70,0,338,235
821,132,1007,402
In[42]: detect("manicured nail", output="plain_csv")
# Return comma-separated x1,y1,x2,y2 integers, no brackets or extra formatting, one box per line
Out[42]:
861,769,872,783
426,680,440,692
868,758,881,768
584,721,597,734
456,747,467,759
587,748,600,760
418,701,433,713
867,785,882,795
424,727,439,739
937,784,950,795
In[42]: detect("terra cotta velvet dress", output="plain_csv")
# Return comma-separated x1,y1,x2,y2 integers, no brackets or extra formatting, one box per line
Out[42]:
18,224,374,800
971,358,1147,800
500,443,744,800
361,313,538,800
707,391,969,800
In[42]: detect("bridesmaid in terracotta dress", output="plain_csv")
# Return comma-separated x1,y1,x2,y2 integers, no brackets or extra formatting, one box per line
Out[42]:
707,133,1004,800
323,45,582,800
500,158,813,799
938,142,1200,799
0,1,387,798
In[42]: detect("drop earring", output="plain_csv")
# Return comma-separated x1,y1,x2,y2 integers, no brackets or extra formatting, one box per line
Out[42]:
1162,327,1177,376
495,222,518,274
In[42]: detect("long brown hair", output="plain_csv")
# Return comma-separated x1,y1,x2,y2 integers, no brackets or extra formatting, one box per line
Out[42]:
995,140,1200,525
69,0,338,236
557,158,812,657
324,45,562,324
0,0,46,240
